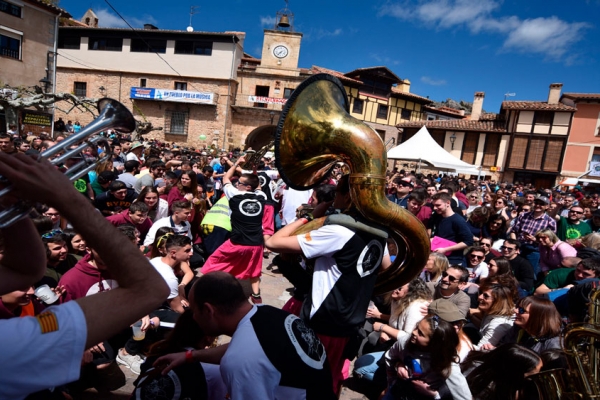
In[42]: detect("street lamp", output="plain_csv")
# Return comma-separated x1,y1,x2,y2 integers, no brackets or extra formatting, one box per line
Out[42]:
39,77,51,93
99,86,106,96
269,111,275,125
450,133,457,150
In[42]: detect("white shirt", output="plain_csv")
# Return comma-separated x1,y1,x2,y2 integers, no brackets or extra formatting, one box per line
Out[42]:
0,301,87,399
150,257,179,300
143,216,192,246
280,188,313,225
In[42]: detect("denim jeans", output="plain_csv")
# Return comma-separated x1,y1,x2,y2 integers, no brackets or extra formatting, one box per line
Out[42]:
353,351,385,381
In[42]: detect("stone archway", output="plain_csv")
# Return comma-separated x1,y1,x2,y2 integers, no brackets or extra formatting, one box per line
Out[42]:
245,125,276,150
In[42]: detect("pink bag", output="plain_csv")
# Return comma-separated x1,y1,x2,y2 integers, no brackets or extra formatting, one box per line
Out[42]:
431,236,457,256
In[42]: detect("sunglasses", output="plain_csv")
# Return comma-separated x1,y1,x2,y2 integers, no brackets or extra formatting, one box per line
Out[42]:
534,201,546,206
479,292,492,300
41,229,63,239
481,243,491,247
569,210,584,214
469,254,484,260
441,271,459,282
516,306,528,315
500,246,516,251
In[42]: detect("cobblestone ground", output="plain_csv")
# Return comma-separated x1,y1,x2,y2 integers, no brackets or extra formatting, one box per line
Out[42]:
81,254,369,399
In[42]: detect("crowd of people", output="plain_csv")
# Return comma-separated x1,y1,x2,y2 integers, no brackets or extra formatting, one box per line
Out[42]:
0,128,599,400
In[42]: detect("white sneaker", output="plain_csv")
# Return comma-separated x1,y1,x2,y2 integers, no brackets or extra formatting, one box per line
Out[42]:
116,348,142,375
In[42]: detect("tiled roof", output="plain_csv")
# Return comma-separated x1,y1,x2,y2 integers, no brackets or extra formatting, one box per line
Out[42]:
311,66,362,84
59,26,243,40
26,0,71,17
502,101,576,111
344,66,402,83
390,87,432,103
479,113,499,120
396,119,506,132
424,105,465,117
562,93,600,101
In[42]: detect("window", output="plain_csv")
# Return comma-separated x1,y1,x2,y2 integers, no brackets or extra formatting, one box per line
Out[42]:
0,32,20,60
592,147,600,162
376,129,385,141
58,36,80,49
0,0,21,17
165,110,189,135
352,98,364,114
283,88,294,99
482,134,501,167
74,82,87,97
360,79,390,98
88,37,123,51
174,82,187,91
401,109,412,120
377,104,389,120
543,139,563,171
508,136,528,169
254,85,269,108
461,132,479,164
174,40,212,55
140,78,147,88
130,38,166,53
534,111,553,125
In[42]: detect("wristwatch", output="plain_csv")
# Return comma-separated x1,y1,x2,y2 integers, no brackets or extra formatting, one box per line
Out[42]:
300,212,314,222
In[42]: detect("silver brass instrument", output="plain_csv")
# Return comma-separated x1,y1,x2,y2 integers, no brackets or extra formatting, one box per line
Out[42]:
0,98,135,228
274,73,430,294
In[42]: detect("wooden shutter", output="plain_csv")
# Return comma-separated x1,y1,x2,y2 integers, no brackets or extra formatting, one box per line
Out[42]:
508,136,528,169
482,134,501,167
543,138,564,171
526,138,545,170
461,132,478,164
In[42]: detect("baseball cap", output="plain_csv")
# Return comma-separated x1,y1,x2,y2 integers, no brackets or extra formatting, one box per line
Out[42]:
428,299,466,322
535,195,550,205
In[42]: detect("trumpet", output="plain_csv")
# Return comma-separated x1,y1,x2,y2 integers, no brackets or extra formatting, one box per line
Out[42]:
0,98,136,228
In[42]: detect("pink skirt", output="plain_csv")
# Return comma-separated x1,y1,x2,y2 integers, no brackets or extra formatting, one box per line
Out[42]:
200,239,263,279
262,204,275,236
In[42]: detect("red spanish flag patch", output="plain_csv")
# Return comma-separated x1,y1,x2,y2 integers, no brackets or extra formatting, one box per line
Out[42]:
36,311,59,334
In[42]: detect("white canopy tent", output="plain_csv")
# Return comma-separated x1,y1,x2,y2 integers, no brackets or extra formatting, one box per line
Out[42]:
387,126,481,175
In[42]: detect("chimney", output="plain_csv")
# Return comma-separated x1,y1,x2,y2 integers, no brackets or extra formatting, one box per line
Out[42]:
471,92,485,121
144,24,158,30
548,83,563,104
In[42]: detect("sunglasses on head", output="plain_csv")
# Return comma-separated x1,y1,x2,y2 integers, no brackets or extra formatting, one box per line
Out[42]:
442,271,459,282
41,229,63,239
516,306,528,315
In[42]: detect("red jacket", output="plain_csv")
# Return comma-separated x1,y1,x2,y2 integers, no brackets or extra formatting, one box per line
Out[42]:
58,254,118,303
106,209,153,239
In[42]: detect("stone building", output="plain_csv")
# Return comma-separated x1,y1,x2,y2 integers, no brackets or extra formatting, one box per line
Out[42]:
0,0,70,132
55,21,243,149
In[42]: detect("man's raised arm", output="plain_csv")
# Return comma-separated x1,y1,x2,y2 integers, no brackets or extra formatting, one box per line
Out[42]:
0,152,169,348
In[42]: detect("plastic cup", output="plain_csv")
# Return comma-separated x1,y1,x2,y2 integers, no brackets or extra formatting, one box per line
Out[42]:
35,284,59,304
368,301,376,310
132,320,146,341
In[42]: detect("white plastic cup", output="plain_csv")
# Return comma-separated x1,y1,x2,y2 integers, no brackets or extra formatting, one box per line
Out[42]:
368,301,376,310
35,284,59,304
132,320,146,341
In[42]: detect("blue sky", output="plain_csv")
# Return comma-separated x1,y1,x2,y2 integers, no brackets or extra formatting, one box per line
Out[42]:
59,0,600,112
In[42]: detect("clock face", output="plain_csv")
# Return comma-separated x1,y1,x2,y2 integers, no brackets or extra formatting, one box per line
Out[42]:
273,45,289,59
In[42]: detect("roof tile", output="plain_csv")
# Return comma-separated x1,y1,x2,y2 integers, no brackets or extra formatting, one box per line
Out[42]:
396,119,506,132
502,101,576,111
562,93,600,101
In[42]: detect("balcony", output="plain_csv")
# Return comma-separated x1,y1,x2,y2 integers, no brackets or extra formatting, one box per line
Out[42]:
0,46,19,60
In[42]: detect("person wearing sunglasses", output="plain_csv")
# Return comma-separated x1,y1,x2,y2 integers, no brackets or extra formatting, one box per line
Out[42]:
509,195,557,277
481,296,561,354
554,205,592,246
431,265,471,318
535,229,577,275
469,280,515,351
463,246,489,288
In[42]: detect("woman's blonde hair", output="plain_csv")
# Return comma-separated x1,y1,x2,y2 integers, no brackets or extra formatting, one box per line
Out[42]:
535,229,559,244
581,232,600,250
427,252,449,282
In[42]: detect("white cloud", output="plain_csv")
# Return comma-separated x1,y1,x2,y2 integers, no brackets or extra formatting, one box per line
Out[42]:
421,76,447,86
304,27,343,41
379,0,589,60
260,16,276,28
95,8,157,29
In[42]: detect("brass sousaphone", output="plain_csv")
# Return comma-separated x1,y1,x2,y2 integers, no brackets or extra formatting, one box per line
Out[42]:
274,74,430,294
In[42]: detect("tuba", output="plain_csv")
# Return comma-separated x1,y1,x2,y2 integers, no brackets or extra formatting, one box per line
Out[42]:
0,98,136,228
274,73,430,294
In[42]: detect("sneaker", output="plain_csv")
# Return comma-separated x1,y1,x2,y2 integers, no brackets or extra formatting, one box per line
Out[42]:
116,348,142,375
251,293,263,304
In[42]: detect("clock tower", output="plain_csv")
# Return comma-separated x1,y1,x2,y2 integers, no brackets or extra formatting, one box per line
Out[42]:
255,6,302,77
